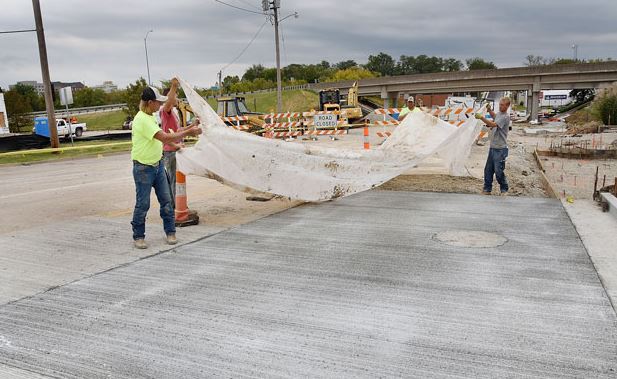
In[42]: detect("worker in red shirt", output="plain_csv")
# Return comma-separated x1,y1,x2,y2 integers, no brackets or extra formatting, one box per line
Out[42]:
160,78,192,208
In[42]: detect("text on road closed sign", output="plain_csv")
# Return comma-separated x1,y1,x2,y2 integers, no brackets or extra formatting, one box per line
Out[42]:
314,114,337,128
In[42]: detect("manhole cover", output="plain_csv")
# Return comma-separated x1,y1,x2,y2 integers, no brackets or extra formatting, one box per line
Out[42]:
433,230,507,248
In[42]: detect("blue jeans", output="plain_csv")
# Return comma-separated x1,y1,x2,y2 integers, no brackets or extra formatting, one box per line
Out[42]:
484,147,509,193
131,160,176,240
162,151,176,209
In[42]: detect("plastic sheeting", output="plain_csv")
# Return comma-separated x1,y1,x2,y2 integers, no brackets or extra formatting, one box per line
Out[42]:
177,78,483,202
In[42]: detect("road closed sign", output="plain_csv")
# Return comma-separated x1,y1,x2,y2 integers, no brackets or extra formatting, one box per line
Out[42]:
314,114,337,128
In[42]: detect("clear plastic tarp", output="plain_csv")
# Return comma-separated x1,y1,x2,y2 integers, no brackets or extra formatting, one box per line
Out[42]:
177,78,483,202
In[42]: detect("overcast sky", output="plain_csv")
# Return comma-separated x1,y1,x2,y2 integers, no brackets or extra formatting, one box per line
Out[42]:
1,0,616,90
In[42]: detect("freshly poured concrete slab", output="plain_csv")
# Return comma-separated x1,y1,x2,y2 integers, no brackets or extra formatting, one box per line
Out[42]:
0,191,616,378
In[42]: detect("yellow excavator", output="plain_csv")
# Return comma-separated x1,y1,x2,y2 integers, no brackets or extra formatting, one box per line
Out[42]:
177,96,265,130
215,96,264,129
318,81,363,121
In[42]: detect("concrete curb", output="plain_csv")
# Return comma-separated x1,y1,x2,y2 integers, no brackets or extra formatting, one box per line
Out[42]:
600,192,617,220
533,149,559,199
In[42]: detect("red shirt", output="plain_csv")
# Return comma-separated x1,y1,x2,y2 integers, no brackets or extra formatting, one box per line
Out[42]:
160,107,180,152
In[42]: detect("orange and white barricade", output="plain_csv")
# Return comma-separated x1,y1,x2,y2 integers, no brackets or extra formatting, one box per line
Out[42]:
424,106,474,124
263,112,303,139
220,115,251,131
373,108,401,140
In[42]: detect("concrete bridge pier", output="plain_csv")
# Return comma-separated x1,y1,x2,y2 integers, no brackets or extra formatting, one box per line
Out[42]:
528,78,541,123
380,87,398,109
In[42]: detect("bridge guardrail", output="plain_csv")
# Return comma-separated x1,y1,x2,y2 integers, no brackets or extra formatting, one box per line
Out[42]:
29,103,128,118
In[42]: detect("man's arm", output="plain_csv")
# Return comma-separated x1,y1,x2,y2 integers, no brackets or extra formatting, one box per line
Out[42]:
162,78,179,114
154,122,201,144
475,113,498,128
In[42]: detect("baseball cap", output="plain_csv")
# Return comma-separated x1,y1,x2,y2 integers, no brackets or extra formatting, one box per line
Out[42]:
407,96,415,102
141,86,168,102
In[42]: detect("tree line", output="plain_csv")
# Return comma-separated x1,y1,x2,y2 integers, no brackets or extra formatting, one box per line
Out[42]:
219,54,499,93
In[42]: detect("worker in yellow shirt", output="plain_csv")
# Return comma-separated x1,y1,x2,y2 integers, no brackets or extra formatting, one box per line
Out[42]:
398,96,421,122
131,85,202,249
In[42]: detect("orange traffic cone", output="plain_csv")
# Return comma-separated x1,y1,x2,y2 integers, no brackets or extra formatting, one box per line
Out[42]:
175,171,199,227
363,120,370,150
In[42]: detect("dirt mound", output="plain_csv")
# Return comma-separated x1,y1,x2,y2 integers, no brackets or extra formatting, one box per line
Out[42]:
380,174,483,194
566,121,603,135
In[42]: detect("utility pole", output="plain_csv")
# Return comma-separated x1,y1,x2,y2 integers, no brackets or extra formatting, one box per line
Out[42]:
572,44,578,62
218,70,222,95
145,30,153,85
272,0,283,113
32,0,58,148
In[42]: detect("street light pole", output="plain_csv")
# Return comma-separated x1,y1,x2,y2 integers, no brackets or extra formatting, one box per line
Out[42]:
572,44,578,62
32,0,59,148
144,30,153,85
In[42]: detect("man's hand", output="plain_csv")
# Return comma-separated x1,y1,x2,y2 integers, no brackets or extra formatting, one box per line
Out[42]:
171,78,179,87
185,124,202,137
189,119,200,128
486,103,492,112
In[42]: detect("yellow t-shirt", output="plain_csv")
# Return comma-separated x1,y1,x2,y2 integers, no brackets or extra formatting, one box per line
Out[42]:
131,111,162,165
399,106,421,119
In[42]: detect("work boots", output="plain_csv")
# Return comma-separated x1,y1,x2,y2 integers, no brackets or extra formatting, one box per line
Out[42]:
134,239,147,249
166,234,178,245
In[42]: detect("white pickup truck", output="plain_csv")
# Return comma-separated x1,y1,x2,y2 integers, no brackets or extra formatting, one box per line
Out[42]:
33,118,87,138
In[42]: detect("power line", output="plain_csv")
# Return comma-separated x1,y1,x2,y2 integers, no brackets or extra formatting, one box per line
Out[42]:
0,29,36,34
221,20,268,72
236,0,261,11
214,0,264,15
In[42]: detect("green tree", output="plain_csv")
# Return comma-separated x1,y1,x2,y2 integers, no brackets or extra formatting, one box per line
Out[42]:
105,89,127,105
524,55,547,66
335,60,357,70
242,64,267,81
593,87,617,125
443,58,463,72
412,55,445,73
570,89,595,103
365,52,396,76
123,78,148,117
396,55,416,75
73,87,106,107
326,67,378,82
222,75,240,92
553,58,577,65
466,57,497,70
4,90,33,133
13,83,44,111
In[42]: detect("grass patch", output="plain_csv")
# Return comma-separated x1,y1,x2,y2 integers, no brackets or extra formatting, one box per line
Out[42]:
0,141,132,165
75,110,127,131
0,139,199,165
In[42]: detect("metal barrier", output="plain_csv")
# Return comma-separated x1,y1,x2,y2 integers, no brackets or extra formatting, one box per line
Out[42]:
29,103,127,118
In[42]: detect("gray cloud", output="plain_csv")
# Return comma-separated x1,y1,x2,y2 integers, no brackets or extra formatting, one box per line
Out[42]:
1,0,616,90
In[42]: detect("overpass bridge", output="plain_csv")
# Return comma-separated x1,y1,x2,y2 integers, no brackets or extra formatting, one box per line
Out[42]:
308,62,617,120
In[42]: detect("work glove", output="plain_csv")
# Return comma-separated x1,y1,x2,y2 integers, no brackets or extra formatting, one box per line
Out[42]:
474,113,483,119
